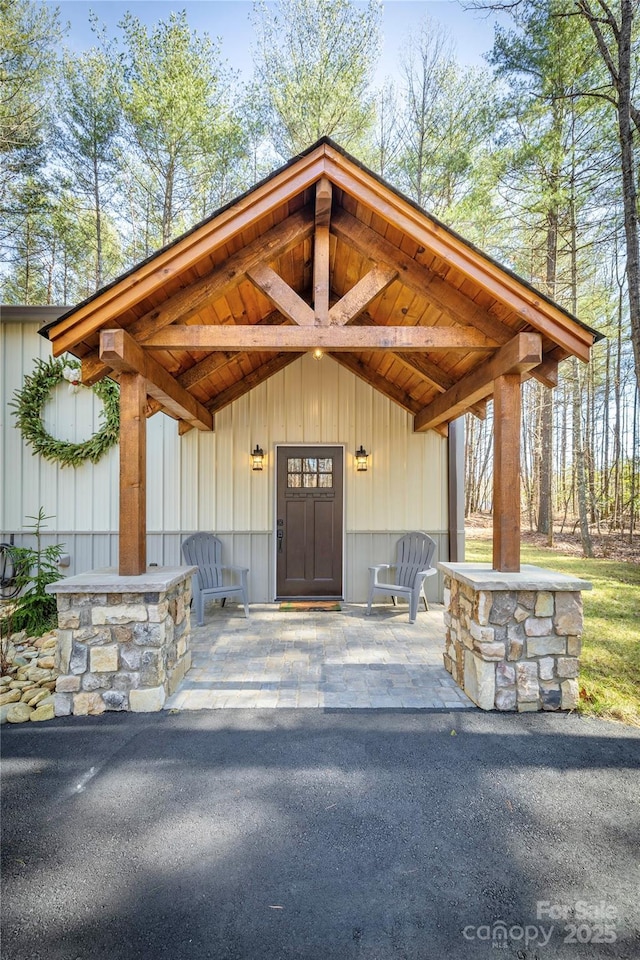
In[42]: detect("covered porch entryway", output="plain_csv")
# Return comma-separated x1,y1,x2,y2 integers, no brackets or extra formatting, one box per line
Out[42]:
164,603,473,710
42,138,599,715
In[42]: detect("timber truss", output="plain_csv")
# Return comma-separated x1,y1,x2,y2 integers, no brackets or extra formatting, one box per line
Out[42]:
40,139,600,574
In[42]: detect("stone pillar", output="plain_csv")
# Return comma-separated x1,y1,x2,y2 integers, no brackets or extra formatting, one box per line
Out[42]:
438,562,591,712
46,567,196,716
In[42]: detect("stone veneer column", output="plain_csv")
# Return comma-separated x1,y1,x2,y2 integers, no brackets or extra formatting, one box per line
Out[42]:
46,567,197,716
438,562,592,712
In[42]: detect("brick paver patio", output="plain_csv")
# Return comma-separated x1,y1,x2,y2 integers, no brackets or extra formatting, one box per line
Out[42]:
164,602,475,710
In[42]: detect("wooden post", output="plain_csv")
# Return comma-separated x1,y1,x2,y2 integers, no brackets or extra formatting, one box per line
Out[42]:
493,374,521,572
119,373,147,576
314,177,332,325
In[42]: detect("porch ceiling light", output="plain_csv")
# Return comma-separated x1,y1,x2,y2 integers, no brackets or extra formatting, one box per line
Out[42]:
252,445,264,471
312,348,324,360
355,445,369,471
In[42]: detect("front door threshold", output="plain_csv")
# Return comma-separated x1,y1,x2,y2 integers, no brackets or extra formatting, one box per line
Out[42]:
275,596,343,602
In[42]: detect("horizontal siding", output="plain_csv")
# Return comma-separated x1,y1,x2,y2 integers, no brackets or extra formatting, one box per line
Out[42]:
2,324,449,600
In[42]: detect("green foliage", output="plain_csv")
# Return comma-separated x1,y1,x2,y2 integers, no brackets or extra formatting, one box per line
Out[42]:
0,0,62,173
252,0,382,156
3,509,64,639
10,356,120,468
115,10,246,245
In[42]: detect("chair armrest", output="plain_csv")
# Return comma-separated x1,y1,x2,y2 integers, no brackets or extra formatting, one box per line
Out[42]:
416,568,437,578
368,563,394,573
222,564,249,574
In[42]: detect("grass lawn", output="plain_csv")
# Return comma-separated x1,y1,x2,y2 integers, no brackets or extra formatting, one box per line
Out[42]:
465,537,640,726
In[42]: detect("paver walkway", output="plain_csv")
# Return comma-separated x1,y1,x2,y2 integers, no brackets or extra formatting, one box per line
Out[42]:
164,602,474,710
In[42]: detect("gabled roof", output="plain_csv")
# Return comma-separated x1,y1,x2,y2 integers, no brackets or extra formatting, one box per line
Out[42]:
40,138,601,435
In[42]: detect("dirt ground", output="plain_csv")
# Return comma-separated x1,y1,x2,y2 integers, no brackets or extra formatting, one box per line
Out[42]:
465,513,640,564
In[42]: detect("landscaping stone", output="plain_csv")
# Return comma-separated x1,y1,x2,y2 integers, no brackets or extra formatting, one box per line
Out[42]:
26,689,49,707
30,701,55,721
7,702,34,723
0,689,21,706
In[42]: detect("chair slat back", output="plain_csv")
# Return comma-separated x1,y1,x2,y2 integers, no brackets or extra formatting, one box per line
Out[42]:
395,532,436,587
182,533,223,588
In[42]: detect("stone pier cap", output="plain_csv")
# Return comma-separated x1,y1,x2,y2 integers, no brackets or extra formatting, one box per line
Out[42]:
46,566,198,595
437,562,592,593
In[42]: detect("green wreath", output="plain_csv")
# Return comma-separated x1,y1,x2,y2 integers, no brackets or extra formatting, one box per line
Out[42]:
11,356,120,468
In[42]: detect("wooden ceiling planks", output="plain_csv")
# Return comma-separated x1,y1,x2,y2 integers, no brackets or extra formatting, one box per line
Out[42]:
42,139,598,436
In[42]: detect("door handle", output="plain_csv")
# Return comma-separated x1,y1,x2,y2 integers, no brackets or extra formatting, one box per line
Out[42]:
277,529,284,553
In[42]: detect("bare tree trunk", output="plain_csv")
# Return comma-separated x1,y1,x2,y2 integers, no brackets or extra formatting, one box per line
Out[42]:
579,0,640,391
569,146,593,556
93,153,103,290
630,383,638,544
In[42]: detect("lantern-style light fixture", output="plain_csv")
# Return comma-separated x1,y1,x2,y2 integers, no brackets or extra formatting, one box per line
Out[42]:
312,348,324,361
355,445,369,471
251,444,264,471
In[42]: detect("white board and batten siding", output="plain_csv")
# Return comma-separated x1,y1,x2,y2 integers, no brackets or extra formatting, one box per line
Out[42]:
1,315,449,601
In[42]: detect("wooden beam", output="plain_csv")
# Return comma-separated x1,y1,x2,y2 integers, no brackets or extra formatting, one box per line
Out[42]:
314,178,332,324
206,353,303,415
315,176,332,228
325,148,595,362
331,209,578,388
118,372,147,576
47,145,327,355
99,329,213,431
329,353,423,415
414,333,542,432
143,324,497,353
178,341,306,435
246,262,315,327
331,208,508,337
328,265,398,326
80,208,314,385
144,311,291,420
493,374,521,572
389,351,487,419
529,357,559,388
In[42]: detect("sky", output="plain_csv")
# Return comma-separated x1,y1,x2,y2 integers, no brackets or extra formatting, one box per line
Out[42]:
49,0,504,85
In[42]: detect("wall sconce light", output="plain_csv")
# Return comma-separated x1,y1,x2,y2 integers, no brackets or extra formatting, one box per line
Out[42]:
251,444,264,471
312,348,324,361
355,445,369,471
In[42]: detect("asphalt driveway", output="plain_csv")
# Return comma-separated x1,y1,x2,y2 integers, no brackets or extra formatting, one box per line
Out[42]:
2,709,639,959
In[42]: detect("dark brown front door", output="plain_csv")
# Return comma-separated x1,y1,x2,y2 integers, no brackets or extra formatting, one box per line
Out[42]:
276,446,343,598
